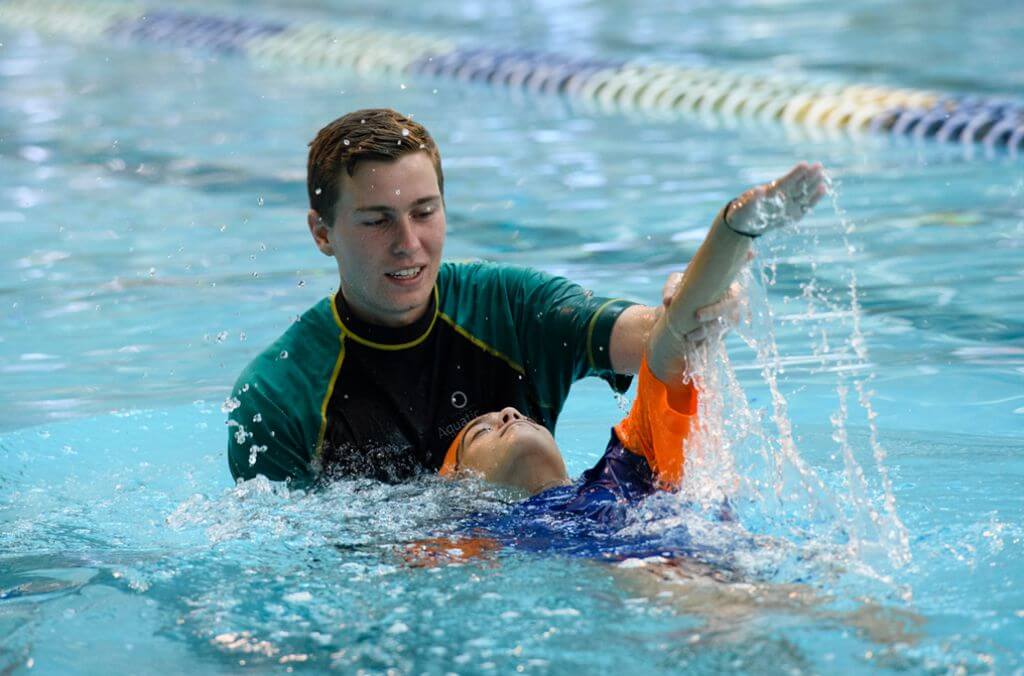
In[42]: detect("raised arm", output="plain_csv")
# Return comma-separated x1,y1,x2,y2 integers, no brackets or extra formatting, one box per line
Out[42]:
646,162,826,383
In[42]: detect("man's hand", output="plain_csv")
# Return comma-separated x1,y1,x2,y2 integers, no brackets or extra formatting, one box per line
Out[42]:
724,162,827,237
661,271,684,309
681,282,747,344
661,253,753,345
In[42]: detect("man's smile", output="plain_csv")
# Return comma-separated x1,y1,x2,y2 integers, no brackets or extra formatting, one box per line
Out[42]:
385,265,426,285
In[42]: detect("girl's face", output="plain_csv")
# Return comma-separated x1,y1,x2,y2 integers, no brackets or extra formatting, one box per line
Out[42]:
455,407,569,495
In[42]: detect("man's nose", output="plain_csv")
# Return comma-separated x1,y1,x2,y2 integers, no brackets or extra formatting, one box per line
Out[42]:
391,215,420,257
499,407,523,424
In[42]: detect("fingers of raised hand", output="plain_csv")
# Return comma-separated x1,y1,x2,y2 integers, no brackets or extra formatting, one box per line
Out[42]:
727,163,827,235
776,163,827,221
791,163,826,203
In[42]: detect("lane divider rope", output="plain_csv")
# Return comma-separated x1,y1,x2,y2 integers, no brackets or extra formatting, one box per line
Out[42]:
1,0,1021,153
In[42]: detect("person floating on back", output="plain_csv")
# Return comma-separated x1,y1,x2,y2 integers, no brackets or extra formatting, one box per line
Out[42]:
437,163,828,520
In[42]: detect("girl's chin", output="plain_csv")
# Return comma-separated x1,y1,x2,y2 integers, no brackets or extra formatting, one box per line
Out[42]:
503,446,566,485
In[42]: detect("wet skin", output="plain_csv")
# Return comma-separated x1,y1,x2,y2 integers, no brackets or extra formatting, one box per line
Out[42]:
456,407,570,495
307,152,446,327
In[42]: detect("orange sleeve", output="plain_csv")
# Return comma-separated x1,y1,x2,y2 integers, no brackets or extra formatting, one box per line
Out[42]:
613,355,699,490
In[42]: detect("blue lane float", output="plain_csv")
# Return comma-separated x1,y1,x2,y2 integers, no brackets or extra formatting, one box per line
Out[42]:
105,10,288,55
1,0,1022,153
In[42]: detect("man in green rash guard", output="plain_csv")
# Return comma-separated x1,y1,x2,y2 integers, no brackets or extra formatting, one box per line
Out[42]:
226,108,730,485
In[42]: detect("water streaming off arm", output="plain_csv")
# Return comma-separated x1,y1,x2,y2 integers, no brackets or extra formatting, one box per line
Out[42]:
677,177,911,590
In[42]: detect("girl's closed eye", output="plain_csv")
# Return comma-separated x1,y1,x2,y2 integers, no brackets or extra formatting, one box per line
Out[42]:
471,425,491,443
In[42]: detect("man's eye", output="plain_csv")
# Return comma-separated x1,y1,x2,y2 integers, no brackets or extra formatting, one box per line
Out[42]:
471,426,491,442
363,218,388,227
413,208,435,220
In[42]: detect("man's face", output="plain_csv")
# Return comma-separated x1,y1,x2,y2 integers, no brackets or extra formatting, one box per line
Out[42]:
457,407,568,494
312,152,445,327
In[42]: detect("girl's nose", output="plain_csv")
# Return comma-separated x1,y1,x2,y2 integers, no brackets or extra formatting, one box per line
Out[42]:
499,407,523,424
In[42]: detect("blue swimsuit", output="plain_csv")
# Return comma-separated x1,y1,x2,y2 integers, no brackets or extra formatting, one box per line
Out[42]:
456,429,738,565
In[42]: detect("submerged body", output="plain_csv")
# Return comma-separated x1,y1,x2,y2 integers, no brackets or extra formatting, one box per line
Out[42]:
460,429,739,566
424,357,744,567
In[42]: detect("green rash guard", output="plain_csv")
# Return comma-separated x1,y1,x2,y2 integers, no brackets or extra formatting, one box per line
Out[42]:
227,261,636,484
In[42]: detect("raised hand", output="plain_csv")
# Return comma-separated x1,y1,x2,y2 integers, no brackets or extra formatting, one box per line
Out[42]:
646,161,827,383
723,162,827,238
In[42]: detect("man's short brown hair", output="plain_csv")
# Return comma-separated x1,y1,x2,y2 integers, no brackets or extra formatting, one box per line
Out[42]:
307,109,444,224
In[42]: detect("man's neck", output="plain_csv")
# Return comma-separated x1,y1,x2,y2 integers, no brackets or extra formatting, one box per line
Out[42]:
336,289,429,329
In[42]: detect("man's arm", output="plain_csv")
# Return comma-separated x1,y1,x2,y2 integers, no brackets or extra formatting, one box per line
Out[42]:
608,304,658,375
227,375,315,484
608,273,746,374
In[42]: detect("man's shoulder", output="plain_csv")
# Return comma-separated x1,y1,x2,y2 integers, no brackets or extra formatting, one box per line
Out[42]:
439,260,551,287
437,260,561,312
227,298,340,483
232,296,340,396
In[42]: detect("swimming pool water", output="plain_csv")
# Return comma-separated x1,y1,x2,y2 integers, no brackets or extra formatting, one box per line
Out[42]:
2,1,1023,673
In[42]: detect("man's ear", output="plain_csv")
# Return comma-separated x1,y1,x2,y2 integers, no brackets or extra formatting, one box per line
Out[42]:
307,210,334,256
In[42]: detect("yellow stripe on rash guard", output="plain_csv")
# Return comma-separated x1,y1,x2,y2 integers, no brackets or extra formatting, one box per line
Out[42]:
315,334,346,460
586,298,629,372
436,312,525,375
330,287,440,351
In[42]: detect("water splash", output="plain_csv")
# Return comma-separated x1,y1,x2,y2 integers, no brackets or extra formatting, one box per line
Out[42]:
823,175,911,570
676,175,911,586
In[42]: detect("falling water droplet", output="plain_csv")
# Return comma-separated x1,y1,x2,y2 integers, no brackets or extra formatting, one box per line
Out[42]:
257,195,264,206
279,350,289,359
249,444,268,466
343,139,350,146
401,128,410,137
315,187,323,195
221,396,241,413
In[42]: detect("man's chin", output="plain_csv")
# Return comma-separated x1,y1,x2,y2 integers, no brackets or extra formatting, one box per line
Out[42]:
395,288,434,311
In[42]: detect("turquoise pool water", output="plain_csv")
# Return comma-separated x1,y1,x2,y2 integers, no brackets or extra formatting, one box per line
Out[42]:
2,1,1023,673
